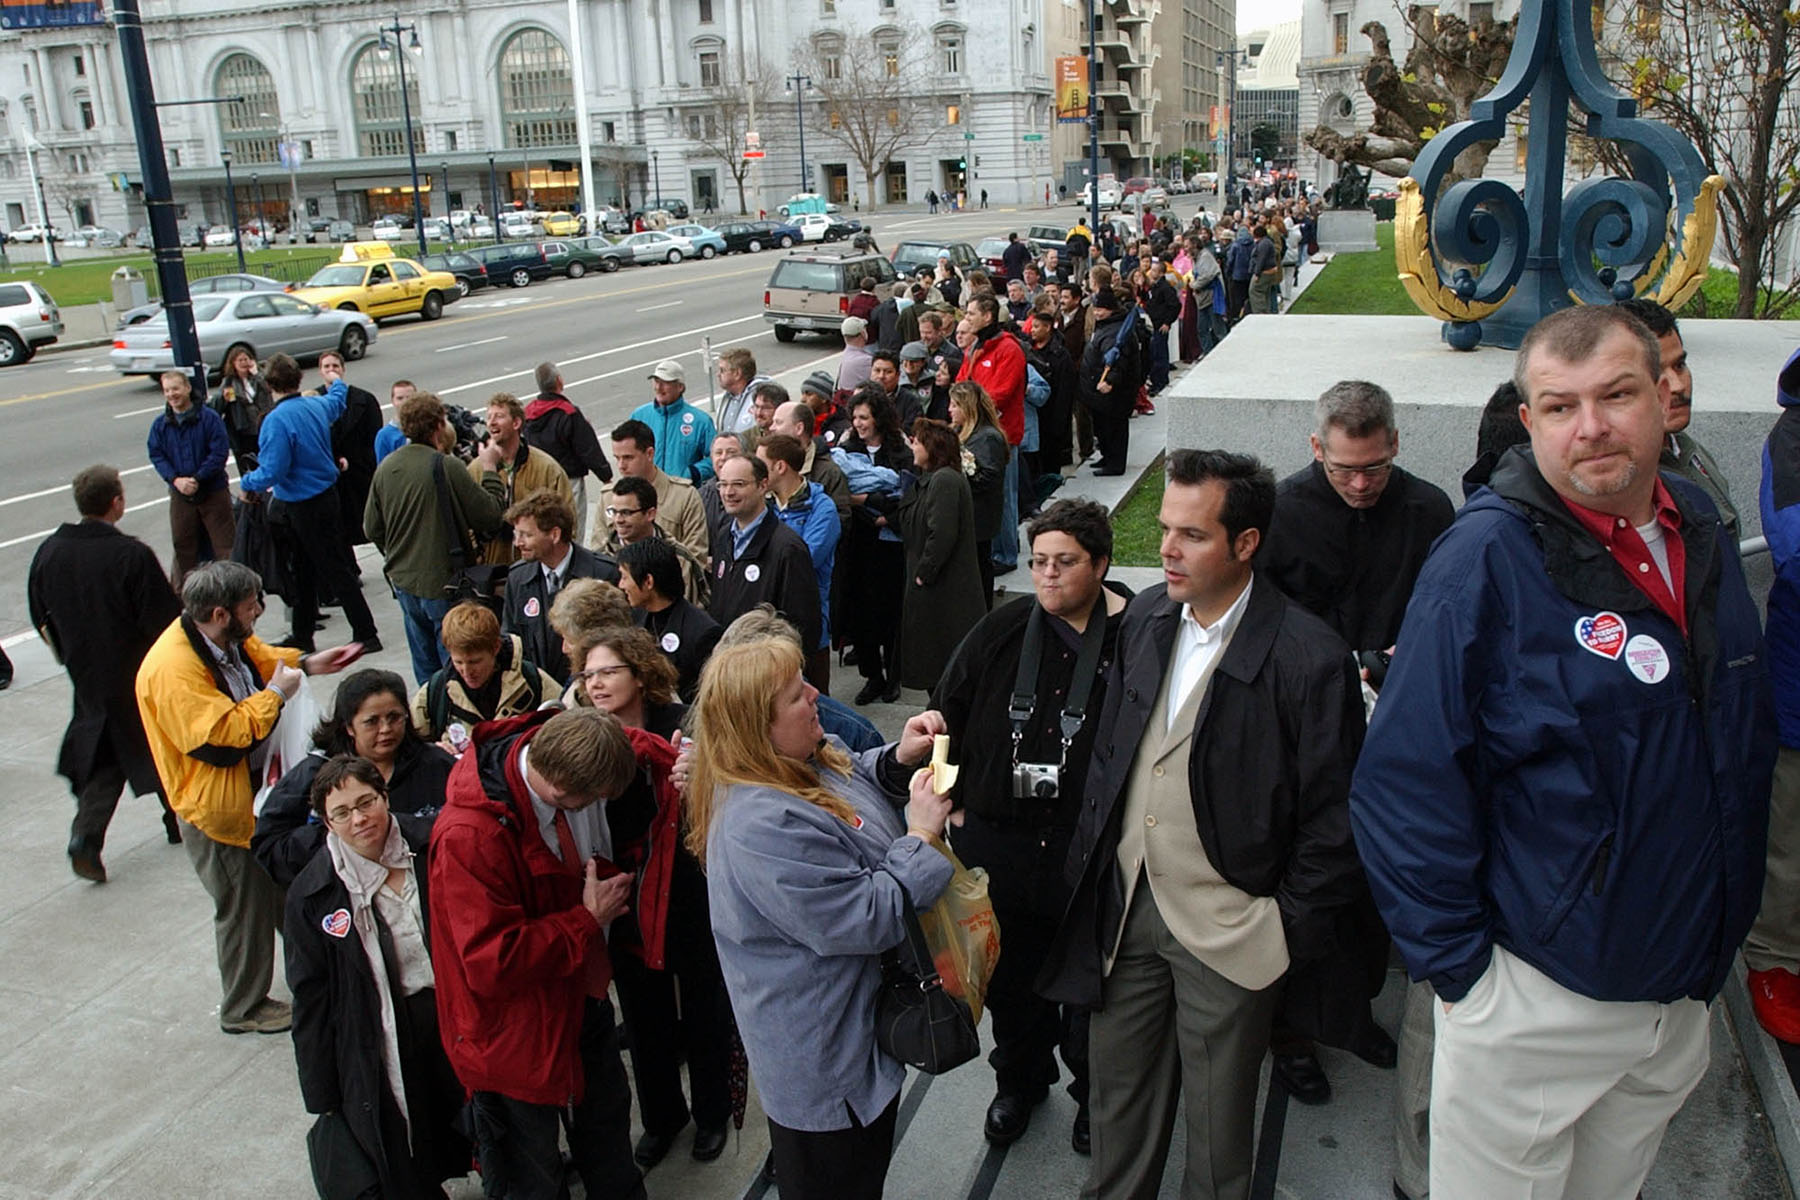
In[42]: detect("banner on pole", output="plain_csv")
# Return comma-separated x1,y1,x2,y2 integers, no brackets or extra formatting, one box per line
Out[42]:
0,0,104,27
1054,57,1088,124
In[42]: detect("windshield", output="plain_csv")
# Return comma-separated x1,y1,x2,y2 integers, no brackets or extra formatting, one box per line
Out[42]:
304,265,366,287
192,298,229,322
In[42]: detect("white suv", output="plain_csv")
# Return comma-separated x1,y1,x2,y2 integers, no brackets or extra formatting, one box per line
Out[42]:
0,280,61,365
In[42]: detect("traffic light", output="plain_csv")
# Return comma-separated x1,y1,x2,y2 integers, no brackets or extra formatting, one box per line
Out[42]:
958,157,967,170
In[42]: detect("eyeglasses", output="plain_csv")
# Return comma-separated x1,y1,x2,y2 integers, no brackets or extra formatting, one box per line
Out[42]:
716,480,759,492
605,506,644,518
1321,456,1394,482
324,793,387,826
1029,554,1092,575
576,665,633,684
351,711,409,731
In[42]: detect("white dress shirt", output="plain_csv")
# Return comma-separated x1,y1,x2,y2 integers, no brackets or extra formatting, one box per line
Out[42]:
520,742,612,864
1167,576,1254,733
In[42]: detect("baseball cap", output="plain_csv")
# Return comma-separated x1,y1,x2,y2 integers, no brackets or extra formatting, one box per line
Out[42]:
1091,288,1120,311
648,359,686,384
899,341,929,363
840,316,868,338
801,371,836,400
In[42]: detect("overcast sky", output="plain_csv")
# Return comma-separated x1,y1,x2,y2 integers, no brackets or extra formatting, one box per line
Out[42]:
1238,0,1303,31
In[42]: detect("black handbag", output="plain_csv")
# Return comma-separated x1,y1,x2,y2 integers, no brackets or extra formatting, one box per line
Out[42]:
874,904,980,1075
430,454,506,613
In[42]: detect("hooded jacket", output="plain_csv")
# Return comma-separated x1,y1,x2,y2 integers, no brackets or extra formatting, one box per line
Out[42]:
956,323,1028,445
523,392,613,483
630,395,718,484
1760,346,1800,747
1351,447,1776,1005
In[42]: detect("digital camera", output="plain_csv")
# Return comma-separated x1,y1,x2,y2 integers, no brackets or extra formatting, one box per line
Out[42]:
1013,762,1061,801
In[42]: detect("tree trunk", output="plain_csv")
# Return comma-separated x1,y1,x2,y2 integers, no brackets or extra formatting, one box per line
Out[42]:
864,171,879,211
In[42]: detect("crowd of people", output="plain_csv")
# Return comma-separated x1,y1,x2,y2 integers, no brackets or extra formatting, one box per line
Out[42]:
19,187,1800,1200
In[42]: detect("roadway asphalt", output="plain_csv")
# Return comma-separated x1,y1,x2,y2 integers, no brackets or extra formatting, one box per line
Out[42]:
0,197,1211,638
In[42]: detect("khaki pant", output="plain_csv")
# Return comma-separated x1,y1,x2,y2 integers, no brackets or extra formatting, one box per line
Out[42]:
1430,946,1708,1200
180,818,283,1026
1083,885,1278,1200
570,475,590,546
1746,744,1800,972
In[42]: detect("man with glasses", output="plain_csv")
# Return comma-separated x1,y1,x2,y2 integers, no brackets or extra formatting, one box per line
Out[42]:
706,454,822,663
1257,381,1449,1132
931,500,1130,1154
598,474,709,606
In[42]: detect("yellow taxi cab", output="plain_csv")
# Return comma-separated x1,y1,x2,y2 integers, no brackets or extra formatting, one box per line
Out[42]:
541,211,581,236
288,241,462,322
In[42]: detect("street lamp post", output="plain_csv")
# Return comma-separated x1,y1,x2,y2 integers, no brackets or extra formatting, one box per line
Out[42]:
376,13,428,258
651,149,660,209
1087,0,1100,237
221,149,245,273
24,139,59,266
440,161,451,243
1216,48,1248,202
785,72,812,194
488,153,503,242
250,172,262,239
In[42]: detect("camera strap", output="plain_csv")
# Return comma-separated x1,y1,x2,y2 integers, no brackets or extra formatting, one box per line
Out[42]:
1009,598,1108,772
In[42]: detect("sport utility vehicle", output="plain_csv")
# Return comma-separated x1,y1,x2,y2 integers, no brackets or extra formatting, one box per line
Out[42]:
890,239,978,277
468,241,554,288
0,280,61,365
1026,224,1071,256
763,249,899,342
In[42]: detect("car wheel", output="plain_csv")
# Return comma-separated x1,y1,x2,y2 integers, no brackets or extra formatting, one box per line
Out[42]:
601,257,621,273
338,302,360,312
700,245,716,259
421,291,444,320
0,330,29,366
747,239,762,253
510,268,532,288
455,278,470,298
778,235,795,248
339,325,368,361
567,261,586,279
666,250,683,264
773,324,796,343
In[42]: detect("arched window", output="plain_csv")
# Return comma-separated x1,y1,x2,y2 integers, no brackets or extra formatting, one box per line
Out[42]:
498,28,576,149
216,53,280,163
350,42,423,158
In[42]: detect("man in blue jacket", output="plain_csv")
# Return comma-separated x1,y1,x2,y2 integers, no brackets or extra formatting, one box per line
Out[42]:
630,360,716,485
1351,305,1776,1199
239,354,381,653
756,434,839,693
1751,344,1800,1044
146,370,234,589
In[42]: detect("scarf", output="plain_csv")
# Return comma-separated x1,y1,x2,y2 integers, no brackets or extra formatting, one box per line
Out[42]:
328,820,421,1138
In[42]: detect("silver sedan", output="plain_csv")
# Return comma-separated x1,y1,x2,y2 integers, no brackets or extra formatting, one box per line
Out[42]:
615,230,698,265
109,291,377,378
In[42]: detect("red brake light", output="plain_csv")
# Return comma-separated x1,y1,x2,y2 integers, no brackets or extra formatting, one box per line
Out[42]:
763,290,770,306
160,339,171,348
112,339,126,349
839,295,849,313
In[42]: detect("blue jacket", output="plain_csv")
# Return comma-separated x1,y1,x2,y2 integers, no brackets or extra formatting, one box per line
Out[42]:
1351,447,1775,1006
771,481,841,648
1759,345,1800,747
1226,229,1255,281
240,379,347,501
631,396,717,484
374,422,406,465
147,402,230,496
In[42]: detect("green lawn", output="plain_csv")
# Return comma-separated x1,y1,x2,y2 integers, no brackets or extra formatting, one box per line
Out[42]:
1110,466,1166,567
1286,222,1415,316
0,244,351,306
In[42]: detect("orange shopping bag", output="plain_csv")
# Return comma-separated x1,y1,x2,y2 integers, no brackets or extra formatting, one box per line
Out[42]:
915,843,1001,1023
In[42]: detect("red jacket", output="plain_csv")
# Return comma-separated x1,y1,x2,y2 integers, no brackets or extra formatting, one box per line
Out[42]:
957,325,1027,445
428,710,603,1107
611,729,682,970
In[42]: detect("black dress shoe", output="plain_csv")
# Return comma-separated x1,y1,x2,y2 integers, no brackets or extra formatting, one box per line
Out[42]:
691,1124,728,1162
983,1092,1036,1146
854,678,886,706
1071,1106,1091,1155
841,646,860,667
880,680,902,703
1272,1051,1332,1105
1353,1023,1398,1070
357,635,383,654
633,1124,685,1169
68,837,106,884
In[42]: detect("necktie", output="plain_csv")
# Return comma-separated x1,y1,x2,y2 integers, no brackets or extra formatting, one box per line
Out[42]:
552,810,609,998
544,568,560,597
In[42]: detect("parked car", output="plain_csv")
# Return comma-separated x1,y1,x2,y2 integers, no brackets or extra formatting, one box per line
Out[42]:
419,251,490,298
497,211,542,238
117,272,289,329
614,230,697,264
371,216,408,242
586,207,630,235
1188,171,1220,194
420,217,454,242
1078,179,1123,208
662,223,727,259
467,240,555,287
110,291,376,377
466,216,495,239
541,238,626,277
0,280,62,365
776,193,840,218
130,222,209,247
203,226,241,248
540,211,582,237
66,225,124,248
795,213,846,243
974,236,1010,273
1026,223,1071,258
8,223,57,243
890,239,979,276
716,219,802,253
644,197,690,220
289,246,461,320
763,249,900,343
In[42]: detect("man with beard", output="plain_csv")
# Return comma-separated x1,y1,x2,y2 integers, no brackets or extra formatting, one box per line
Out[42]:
136,561,362,1033
1617,297,1740,537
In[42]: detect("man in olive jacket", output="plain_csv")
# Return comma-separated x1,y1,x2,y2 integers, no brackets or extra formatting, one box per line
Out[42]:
1039,450,1374,1200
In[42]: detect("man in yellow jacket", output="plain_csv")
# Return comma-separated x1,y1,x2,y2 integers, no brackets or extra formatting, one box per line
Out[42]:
136,561,362,1034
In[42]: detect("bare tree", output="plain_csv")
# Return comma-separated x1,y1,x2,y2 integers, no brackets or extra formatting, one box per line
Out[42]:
41,162,92,233
1305,11,1515,184
1595,0,1800,317
685,60,780,216
790,23,940,209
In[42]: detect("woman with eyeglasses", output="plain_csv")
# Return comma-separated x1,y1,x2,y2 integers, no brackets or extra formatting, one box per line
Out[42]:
285,754,470,1199
252,669,456,887
574,626,737,1167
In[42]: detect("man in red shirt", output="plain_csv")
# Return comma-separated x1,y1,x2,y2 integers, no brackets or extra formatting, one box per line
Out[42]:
957,294,1029,568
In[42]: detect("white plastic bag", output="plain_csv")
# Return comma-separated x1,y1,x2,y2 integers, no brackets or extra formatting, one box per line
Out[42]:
253,682,322,816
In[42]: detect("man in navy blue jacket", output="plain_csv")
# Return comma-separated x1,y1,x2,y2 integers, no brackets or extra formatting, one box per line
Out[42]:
146,370,234,589
1351,305,1776,1199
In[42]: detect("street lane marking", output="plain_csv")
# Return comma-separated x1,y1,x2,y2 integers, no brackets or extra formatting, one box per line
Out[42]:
636,301,684,313
0,463,155,508
435,336,507,352
0,493,168,550
437,314,765,397
112,404,165,418
0,375,137,406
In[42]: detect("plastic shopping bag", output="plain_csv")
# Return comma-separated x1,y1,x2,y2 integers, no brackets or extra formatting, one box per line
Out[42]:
915,843,1001,1024
253,681,322,817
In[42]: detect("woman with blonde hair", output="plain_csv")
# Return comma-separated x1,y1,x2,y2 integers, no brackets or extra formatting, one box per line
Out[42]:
689,638,953,1199
946,381,1009,603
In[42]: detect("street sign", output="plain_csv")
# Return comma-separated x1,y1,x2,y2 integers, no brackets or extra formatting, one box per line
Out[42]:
742,149,766,159
745,131,761,148
1022,133,1044,142
963,132,976,140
